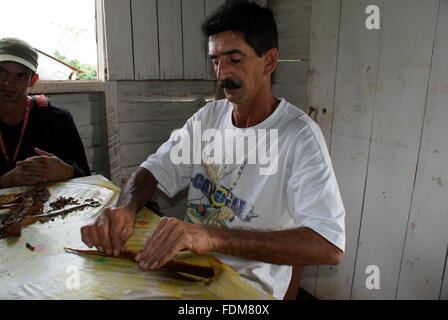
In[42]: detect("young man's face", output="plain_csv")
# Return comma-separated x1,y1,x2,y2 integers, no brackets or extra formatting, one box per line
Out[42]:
0,61,34,104
208,31,267,105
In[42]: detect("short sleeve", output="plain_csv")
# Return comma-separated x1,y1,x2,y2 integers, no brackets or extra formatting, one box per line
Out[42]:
140,106,207,198
286,123,345,252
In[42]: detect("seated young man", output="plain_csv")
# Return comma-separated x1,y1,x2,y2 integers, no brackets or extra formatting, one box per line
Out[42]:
0,37,90,188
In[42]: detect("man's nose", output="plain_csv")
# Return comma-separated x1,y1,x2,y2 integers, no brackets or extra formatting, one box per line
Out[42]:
215,59,229,81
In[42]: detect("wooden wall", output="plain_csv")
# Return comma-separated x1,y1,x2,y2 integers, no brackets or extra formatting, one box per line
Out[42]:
46,93,109,178
102,0,267,81
271,0,311,108
306,0,448,300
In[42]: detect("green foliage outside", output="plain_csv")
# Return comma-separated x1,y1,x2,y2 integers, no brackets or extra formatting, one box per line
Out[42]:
53,50,97,80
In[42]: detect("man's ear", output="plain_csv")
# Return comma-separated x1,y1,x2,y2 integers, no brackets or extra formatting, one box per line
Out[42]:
263,48,278,76
30,73,39,87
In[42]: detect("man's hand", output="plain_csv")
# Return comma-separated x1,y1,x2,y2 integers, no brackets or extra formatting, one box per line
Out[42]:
15,148,74,183
0,165,46,188
135,217,217,271
80,207,136,256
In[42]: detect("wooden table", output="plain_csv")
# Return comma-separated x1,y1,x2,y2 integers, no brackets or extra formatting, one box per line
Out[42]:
0,175,274,300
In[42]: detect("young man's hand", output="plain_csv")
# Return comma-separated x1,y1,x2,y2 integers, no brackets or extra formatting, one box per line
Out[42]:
15,148,74,183
0,165,46,188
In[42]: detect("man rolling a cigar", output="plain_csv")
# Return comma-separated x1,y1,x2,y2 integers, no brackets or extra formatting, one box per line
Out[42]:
0,38,90,188
81,0,345,299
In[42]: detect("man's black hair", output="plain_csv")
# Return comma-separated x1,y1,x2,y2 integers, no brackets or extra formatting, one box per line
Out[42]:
202,0,278,57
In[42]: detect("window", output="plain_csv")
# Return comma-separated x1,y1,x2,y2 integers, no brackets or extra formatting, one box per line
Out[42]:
0,0,98,81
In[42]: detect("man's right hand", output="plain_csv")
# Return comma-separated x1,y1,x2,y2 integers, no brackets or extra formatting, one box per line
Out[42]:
80,207,136,257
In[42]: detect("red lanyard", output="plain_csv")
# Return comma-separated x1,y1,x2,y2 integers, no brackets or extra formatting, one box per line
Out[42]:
0,96,32,169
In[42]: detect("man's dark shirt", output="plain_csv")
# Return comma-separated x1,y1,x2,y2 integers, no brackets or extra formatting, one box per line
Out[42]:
0,96,90,178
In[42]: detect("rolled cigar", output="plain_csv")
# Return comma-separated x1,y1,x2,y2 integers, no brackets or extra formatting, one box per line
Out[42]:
0,203,19,209
64,247,215,278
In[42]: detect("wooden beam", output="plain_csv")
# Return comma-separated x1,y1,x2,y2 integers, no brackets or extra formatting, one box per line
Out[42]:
29,80,105,94
182,0,207,79
158,0,183,79
103,0,134,80
104,81,122,186
131,0,160,79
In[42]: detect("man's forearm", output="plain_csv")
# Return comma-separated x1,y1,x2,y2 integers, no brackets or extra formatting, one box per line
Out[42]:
117,167,158,214
209,226,343,266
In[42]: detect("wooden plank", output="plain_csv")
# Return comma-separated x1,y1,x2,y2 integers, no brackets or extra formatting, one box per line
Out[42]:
30,81,105,94
157,0,183,79
104,81,122,186
85,146,106,172
182,0,206,79
121,142,164,167
96,0,106,81
77,124,103,148
300,0,342,298
272,84,307,109
118,100,205,123
306,0,341,146
47,93,101,104
117,80,215,102
270,0,311,59
312,0,379,300
61,101,102,126
131,0,160,80
204,0,226,80
351,0,439,299
120,120,187,144
273,61,308,86
102,0,134,80
396,0,448,300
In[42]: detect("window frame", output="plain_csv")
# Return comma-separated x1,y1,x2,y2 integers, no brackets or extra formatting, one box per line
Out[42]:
30,0,106,94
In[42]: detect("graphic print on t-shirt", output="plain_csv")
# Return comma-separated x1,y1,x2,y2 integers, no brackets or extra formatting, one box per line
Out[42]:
184,162,257,227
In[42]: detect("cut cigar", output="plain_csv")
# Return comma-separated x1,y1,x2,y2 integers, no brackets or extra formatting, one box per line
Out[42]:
64,247,215,278
0,204,44,238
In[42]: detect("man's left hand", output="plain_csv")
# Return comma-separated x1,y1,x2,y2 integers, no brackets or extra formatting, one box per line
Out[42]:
15,148,75,183
135,217,217,271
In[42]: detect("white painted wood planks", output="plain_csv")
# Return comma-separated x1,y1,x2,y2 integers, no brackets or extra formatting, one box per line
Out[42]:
102,0,134,80
396,0,448,300
351,0,439,299
158,0,184,79
182,0,207,79
131,0,160,80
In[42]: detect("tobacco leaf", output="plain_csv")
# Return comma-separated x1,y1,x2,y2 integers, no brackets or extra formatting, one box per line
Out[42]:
0,187,50,238
64,247,215,278
0,193,21,205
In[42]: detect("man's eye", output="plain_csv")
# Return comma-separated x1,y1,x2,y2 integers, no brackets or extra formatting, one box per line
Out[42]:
231,58,241,63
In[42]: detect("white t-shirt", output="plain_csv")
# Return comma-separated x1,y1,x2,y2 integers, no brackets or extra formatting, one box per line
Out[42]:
140,98,345,299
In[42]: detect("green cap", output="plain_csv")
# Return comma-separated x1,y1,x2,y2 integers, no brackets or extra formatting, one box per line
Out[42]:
0,37,38,72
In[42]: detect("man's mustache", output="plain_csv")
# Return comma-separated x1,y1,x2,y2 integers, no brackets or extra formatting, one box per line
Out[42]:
219,78,242,90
